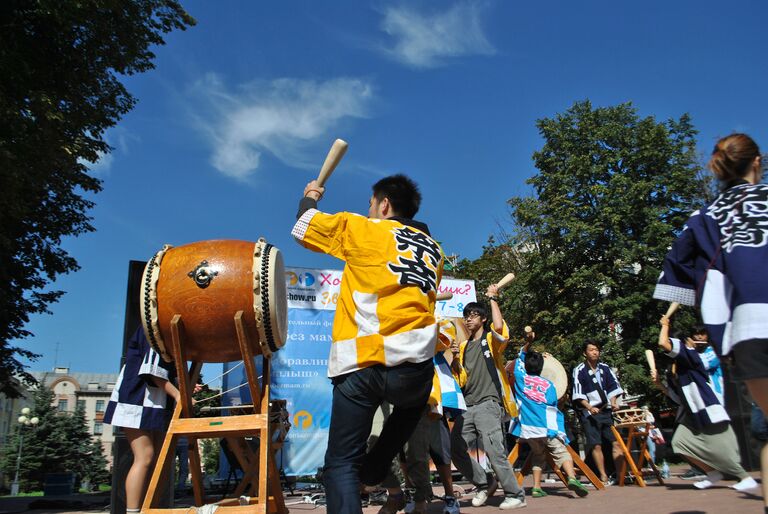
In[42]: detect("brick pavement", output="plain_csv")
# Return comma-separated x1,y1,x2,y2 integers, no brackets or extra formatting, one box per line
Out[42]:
1,472,763,513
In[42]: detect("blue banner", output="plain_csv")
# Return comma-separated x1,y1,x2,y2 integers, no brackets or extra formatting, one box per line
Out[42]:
221,266,476,476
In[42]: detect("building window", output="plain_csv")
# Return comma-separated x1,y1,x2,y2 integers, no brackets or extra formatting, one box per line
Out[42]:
94,422,103,435
58,399,68,411
77,399,86,411
95,400,105,413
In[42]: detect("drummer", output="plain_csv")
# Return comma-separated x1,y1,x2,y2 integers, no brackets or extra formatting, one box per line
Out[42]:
510,332,589,498
449,285,526,509
572,341,625,485
293,174,441,514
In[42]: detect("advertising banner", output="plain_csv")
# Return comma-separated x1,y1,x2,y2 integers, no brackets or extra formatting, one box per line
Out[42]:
222,267,476,476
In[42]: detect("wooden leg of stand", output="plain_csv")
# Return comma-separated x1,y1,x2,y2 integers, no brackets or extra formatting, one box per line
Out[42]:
545,454,568,486
508,444,523,485
566,446,604,490
268,451,288,514
611,426,645,487
258,358,271,510
235,311,262,413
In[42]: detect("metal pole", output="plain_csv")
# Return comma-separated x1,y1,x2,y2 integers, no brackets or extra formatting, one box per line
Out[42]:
11,429,24,496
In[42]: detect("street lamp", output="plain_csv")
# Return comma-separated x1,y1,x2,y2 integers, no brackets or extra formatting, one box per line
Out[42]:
10,407,39,496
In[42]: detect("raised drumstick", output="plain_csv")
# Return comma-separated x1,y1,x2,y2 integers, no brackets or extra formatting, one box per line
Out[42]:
524,325,533,334
436,292,453,301
664,302,680,319
495,272,515,290
316,139,349,187
645,349,657,375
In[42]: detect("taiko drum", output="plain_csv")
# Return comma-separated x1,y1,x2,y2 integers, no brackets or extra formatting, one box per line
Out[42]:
140,238,287,363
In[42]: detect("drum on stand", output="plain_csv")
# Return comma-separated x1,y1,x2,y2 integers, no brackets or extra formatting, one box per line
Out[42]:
541,355,568,400
140,238,288,363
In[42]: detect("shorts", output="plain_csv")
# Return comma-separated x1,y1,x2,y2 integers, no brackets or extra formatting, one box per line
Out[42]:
731,338,768,380
527,437,571,470
428,417,452,467
581,410,615,447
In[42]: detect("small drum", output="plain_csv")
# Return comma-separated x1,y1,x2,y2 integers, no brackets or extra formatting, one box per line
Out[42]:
140,238,287,363
613,408,647,427
541,355,568,400
504,353,568,400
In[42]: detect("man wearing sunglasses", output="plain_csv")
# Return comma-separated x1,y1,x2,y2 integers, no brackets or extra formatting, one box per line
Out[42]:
449,285,526,510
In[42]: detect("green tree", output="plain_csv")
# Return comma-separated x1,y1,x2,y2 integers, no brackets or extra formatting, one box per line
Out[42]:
0,387,55,491
1,387,111,491
0,0,195,397
459,101,709,400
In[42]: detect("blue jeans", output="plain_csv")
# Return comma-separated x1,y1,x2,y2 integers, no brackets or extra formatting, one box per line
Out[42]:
323,360,433,514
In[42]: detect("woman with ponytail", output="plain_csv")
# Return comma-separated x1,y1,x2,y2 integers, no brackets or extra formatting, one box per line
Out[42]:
654,133,766,507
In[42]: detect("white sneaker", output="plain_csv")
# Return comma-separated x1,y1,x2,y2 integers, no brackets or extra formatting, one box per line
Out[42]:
499,496,527,510
471,477,498,507
732,476,759,491
694,471,724,490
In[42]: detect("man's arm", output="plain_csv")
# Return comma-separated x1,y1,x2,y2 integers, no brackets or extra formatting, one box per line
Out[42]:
296,180,324,219
658,316,673,352
486,284,504,333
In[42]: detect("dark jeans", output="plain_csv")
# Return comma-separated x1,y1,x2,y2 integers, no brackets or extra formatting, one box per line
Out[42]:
323,360,433,514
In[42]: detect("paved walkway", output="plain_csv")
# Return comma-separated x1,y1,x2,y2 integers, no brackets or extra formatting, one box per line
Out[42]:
0,471,763,513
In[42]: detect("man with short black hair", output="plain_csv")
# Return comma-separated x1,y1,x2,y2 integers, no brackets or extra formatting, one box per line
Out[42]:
572,341,624,485
449,285,526,510
293,174,443,514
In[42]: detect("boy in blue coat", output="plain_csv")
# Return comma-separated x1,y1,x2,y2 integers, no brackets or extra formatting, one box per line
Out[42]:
510,333,589,498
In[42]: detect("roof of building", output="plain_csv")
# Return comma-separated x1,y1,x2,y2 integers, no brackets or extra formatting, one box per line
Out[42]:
29,369,119,391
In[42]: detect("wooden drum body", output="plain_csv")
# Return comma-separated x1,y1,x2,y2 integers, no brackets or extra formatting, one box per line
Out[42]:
140,238,287,363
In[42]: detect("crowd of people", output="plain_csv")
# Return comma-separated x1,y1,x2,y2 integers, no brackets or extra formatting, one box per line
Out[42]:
290,132,767,514
104,132,765,513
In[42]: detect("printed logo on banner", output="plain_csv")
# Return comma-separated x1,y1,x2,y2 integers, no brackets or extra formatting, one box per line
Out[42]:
286,267,344,310
286,271,316,287
293,410,313,429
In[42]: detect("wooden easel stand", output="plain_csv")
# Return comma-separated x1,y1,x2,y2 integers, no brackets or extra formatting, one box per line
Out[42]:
141,312,288,513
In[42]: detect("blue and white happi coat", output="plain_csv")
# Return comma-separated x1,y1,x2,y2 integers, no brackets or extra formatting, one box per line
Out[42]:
654,183,768,356
700,345,724,402
433,351,466,417
665,338,729,428
103,328,176,430
509,350,568,442
572,362,623,409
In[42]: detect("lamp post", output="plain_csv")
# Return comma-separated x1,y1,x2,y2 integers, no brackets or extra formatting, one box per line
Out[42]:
10,407,39,496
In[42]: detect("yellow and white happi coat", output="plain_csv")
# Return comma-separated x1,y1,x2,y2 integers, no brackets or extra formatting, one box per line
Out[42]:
452,321,518,418
292,209,444,377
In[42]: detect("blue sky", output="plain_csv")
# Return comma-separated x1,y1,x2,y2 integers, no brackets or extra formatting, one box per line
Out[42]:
18,0,768,377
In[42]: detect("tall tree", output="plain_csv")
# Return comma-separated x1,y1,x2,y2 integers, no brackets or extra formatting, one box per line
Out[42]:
0,387,111,491
0,1,195,396
459,101,709,399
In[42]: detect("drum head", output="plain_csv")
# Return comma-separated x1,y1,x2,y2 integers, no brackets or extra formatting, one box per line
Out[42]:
541,355,568,399
256,241,287,353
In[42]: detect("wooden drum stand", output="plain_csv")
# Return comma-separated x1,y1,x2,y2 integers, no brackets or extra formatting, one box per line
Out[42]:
141,312,288,513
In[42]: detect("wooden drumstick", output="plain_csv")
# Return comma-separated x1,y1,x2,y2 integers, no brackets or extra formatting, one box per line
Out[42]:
645,349,657,375
524,325,533,334
316,139,349,187
664,302,680,319
495,272,515,290
436,292,453,301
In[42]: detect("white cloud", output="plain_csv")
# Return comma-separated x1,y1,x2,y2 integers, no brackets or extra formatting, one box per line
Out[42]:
380,2,495,69
190,74,374,180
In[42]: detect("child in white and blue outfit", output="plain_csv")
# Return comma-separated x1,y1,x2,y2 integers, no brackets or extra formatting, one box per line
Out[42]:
510,336,588,498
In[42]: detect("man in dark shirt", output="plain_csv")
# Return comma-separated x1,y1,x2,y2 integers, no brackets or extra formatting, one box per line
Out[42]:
450,285,525,510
